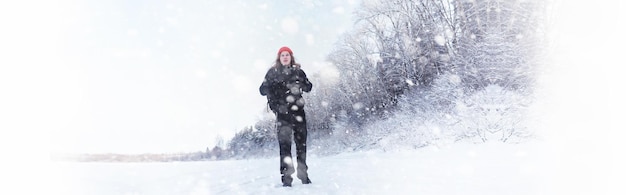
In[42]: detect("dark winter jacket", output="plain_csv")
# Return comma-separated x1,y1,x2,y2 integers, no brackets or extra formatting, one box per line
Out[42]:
259,64,313,114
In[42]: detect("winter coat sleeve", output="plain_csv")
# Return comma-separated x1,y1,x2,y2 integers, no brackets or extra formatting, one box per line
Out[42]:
299,69,313,93
259,69,273,96
259,80,269,96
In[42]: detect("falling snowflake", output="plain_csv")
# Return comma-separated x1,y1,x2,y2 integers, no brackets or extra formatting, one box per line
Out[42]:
281,17,299,34
434,35,446,46
283,157,293,165
405,79,415,86
306,34,315,45
286,95,295,103
353,102,364,110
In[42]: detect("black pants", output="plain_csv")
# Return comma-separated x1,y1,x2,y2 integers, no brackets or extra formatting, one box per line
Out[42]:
276,109,308,184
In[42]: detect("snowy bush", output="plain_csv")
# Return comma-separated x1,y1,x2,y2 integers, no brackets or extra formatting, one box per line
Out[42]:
342,73,535,152
449,84,534,143
227,121,278,159
357,73,463,151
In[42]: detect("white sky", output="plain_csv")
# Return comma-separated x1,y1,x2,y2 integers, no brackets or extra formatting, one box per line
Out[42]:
534,1,626,192
538,0,625,147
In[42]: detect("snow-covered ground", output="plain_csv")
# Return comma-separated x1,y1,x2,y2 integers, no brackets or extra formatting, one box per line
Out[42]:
45,141,567,195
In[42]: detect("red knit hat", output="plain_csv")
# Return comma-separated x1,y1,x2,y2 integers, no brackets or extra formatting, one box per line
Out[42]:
277,46,293,55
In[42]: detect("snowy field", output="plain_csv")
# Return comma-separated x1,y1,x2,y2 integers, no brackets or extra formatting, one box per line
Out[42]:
46,141,565,195
2,1,625,194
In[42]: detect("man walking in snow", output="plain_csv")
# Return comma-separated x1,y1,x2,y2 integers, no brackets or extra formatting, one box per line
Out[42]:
259,46,313,187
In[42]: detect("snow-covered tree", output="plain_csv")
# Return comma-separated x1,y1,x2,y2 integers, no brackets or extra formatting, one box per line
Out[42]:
454,0,546,92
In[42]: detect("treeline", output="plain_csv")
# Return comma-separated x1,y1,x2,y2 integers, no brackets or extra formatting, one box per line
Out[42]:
52,146,229,162
226,0,546,158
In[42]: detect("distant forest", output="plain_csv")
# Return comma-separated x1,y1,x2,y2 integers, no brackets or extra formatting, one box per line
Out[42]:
52,146,227,162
